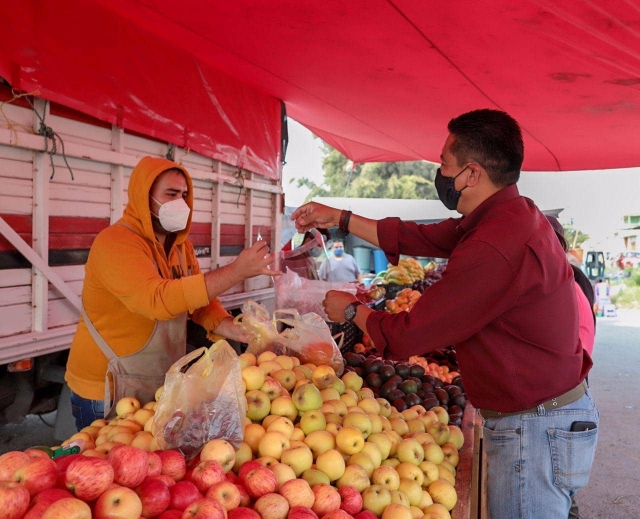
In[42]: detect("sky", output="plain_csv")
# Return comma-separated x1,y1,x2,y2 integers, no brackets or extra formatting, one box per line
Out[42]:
283,120,640,250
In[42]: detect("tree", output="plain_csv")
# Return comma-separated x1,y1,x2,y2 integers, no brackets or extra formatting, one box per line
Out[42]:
293,143,438,202
564,226,589,250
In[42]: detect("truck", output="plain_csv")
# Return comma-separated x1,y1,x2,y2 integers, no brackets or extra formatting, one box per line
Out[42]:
0,81,284,435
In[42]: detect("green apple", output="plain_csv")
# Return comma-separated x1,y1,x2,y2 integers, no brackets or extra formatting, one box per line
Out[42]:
300,410,327,435
245,389,271,421
301,468,331,488
341,371,363,392
293,382,323,413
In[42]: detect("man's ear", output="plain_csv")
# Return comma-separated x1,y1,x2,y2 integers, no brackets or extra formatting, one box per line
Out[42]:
466,164,482,187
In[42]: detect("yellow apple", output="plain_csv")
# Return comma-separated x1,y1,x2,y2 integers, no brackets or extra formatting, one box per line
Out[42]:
382,458,401,469
256,455,279,468
262,414,279,428
327,399,348,417
299,410,327,435
368,432,393,460
377,398,392,418
325,422,343,437
290,427,305,442
419,461,440,487
301,468,331,488
397,439,425,466
269,462,297,490
419,411,439,429
244,423,266,455
242,365,266,391
272,369,296,391
389,490,410,507
422,502,452,519
441,443,459,468
437,465,456,486
274,355,294,370
324,412,343,425
258,360,281,378
266,416,295,439
358,397,381,415
413,432,436,446
321,402,336,414
396,462,425,486
383,430,403,456
431,406,450,425
347,406,366,415
347,452,376,478
320,388,341,402
423,442,445,465
245,389,271,421
418,489,434,510
335,426,365,455
311,365,338,390
401,409,420,421
201,438,236,472
130,431,154,451
426,421,451,446
362,484,392,517
343,412,372,438
258,431,290,460
270,396,298,422
304,430,335,458
367,413,383,435
340,393,358,408
154,386,164,402
315,448,346,481
115,397,140,417
341,371,363,392
281,446,313,476
407,419,426,434
447,425,464,450
336,464,371,493
399,478,423,506
292,382,323,413
118,419,143,433
380,416,393,432
233,442,253,472
440,459,456,477
427,479,457,511
390,419,410,438
383,503,413,519
142,401,157,411
239,351,257,367
293,365,313,380
372,464,401,490
257,351,277,364
361,441,383,467
260,377,284,401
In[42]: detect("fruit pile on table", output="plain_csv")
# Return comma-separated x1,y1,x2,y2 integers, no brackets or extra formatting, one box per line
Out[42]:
1,350,464,519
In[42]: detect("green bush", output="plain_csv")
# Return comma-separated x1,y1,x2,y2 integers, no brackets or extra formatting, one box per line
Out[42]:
612,285,640,309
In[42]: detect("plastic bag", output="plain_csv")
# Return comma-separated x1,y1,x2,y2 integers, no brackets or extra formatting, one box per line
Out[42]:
280,229,329,280
152,340,246,459
233,300,283,355
275,268,357,320
275,309,345,376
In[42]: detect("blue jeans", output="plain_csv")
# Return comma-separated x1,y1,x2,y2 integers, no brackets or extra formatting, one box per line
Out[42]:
70,391,105,431
483,389,599,519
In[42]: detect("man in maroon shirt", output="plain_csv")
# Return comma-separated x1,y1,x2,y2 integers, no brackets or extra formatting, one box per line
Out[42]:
292,109,598,518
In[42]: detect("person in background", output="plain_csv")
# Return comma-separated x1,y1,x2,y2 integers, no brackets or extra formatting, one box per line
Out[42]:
594,278,611,311
318,239,363,283
293,109,598,519
547,217,596,354
65,156,278,429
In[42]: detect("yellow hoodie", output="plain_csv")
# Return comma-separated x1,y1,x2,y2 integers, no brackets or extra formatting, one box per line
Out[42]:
66,157,230,400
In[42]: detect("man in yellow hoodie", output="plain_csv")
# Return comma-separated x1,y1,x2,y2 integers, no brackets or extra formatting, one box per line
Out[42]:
65,156,277,429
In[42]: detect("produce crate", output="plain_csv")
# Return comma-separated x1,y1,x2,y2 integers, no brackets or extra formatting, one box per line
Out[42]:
329,298,385,354
384,284,413,300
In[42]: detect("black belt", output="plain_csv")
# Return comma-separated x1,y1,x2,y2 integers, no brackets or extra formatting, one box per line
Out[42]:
479,381,587,419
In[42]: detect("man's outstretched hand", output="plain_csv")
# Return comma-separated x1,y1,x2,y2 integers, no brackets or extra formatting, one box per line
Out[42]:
291,202,341,234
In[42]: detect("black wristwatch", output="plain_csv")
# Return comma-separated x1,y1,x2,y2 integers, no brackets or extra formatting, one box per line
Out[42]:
344,301,363,322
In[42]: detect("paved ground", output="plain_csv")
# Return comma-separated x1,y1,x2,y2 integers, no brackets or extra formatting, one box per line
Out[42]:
1,311,639,518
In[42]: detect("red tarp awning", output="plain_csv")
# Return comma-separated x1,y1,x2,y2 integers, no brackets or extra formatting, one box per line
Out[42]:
1,0,640,173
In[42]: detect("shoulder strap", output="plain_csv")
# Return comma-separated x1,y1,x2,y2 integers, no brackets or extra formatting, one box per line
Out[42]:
81,304,118,361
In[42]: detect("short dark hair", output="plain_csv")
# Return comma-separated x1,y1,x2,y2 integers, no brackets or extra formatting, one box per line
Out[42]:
447,109,524,187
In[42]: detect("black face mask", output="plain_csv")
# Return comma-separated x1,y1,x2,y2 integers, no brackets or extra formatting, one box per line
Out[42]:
434,166,469,210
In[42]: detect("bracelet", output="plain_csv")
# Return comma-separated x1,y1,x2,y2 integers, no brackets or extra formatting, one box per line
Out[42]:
339,210,352,235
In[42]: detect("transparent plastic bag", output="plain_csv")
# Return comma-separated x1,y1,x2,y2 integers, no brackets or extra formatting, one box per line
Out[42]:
233,300,283,356
275,268,357,320
280,229,329,281
152,340,246,459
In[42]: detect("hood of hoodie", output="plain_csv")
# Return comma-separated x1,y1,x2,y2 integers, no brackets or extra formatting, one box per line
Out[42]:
122,156,194,246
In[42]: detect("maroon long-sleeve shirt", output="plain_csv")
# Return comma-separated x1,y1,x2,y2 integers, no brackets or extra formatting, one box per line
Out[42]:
367,185,592,412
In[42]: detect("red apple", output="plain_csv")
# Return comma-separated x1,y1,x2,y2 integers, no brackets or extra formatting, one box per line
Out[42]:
205,480,241,511
228,508,261,519
94,485,143,519
289,507,320,519
12,457,58,496
0,451,30,480
237,461,262,484
40,497,91,519
321,511,353,519
225,471,239,484
235,484,251,507
136,478,171,518
24,449,53,460
279,479,315,509
65,457,114,501
338,486,363,515
0,480,30,519
169,481,203,511
31,488,74,507
312,484,341,517
108,446,149,488
244,466,277,499
254,492,290,519
181,497,226,519
147,474,176,487
353,512,377,519
147,452,163,477
158,511,184,519
54,454,84,488
187,461,226,493
158,450,187,482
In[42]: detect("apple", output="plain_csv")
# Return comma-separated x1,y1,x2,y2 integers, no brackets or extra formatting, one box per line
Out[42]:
360,442,382,468
115,397,141,417
338,486,363,515
304,431,336,459
94,485,143,519
260,378,284,401
279,478,315,508
243,424,266,455
362,485,391,517
311,484,341,517
301,469,331,488
311,366,338,389
427,480,457,511
342,413,372,439
426,422,450,446
235,483,251,507
188,461,226,493
136,478,170,518
346,452,376,479
293,383,324,413
440,443,459,468
398,478,422,507
367,433,393,461
12,457,57,496
39,497,91,519
421,503,451,518
0,480,30,519
269,463,297,490
288,507,319,519
147,474,176,487
272,369,297,391
281,446,313,477
31,488,74,508
245,390,271,421
341,372,363,392
389,489,410,507
371,465,400,491
23,449,53,460
395,463,424,486
108,445,149,488
299,410,327,435
396,439,424,466
418,461,439,487
257,431,290,461
142,451,162,477
244,466,277,498
182,497,226,519
320,389,341,403
243,365,266,391
206,480,241,511
447,426,464,450
437,465,455,486
423,443,445,465
417,490,434,510
266,416,295,439
335,426,365,455
238,461,263,483
254,493,290,519
157,511,183,519
239,351,257,367
0,451,30,480
155,450,187,482
169,481,203,511
381,503,413,519
130,432,153,451
200,439,236,473
228,507,261,519
65,456,114,501
321,511,352,519
335,465,370,493
315,449,346,482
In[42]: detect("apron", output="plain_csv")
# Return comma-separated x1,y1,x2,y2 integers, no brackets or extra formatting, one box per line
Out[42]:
81,230,189,419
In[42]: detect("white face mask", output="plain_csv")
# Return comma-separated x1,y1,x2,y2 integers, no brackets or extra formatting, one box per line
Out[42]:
151,195,191,233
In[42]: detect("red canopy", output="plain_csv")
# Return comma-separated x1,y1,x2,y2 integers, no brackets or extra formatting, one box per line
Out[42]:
2,0,639,174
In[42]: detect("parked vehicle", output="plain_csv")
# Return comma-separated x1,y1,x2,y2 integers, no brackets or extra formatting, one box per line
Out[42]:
616,251,640,270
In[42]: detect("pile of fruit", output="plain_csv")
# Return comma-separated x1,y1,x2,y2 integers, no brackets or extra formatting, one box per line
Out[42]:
1,351,464,519
381,258,425,286
384,289,422,314
410,269,443,294
342,354,465,429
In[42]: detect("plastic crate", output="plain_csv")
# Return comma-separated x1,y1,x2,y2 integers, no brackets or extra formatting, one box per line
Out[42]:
384,284,413,300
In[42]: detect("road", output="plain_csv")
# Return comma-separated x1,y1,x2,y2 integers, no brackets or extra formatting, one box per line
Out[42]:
1,311,639,518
